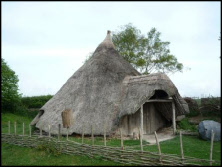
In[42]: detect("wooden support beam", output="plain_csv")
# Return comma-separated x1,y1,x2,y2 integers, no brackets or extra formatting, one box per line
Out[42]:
146,99,173,103
172,101,176,135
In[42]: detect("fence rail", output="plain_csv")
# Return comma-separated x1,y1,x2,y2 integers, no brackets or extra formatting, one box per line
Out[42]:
1,121,221,166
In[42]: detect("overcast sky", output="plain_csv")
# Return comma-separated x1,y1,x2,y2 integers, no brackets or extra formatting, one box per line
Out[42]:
2,1,221,97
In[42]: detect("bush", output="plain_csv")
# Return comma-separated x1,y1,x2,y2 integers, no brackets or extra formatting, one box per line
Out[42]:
178,118,197,132
21,95,53,109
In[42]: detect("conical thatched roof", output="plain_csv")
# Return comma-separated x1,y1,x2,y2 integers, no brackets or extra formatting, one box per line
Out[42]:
31,31,189,135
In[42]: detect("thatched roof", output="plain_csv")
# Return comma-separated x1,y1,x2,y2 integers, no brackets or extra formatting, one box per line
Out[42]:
31,31,189,135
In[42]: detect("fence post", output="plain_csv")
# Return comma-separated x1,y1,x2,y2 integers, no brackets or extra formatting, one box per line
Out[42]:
209,130,215,166
82,124,84,144
120,128,124,150
22,122,25,136
172,102,176,135
154,131,162,164
66,128,69,140
48,125,51,138
104,124,106,147
58,124,61,140
14,122,16,135
180,131,184,164
8,121,10,135
91,124,94,146
40,126,42,137
139,129,143,152
29,124,32,137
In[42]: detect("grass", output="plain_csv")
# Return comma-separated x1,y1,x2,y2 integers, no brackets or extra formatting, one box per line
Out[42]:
1,113,221,166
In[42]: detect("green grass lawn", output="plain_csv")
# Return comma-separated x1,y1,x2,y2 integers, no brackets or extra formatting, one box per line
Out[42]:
1,113,221,166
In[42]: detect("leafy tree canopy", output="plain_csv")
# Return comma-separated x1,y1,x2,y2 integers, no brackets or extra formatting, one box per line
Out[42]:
1,58,21,111
112,23,184,74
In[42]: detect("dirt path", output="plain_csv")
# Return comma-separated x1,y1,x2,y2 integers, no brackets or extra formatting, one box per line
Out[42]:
143,127,175,144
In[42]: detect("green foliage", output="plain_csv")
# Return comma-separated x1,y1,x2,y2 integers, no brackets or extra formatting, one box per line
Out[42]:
178,118,197,132
112,23,184,74
1,58,21,112
21,95,53,108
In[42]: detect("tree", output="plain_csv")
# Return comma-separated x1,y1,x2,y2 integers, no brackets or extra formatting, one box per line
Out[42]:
1,58,21,112
112,23,184,74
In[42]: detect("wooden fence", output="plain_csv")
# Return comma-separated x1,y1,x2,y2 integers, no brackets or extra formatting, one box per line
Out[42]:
1,122,221,166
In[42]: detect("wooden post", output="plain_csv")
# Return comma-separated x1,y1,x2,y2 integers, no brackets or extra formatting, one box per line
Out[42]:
139,128,143,152
209,130,215,166
22,122,25,136
66,128,69,140
120,128,124,150
91,124,94,146
48,125,51,138
8,121,10,135
154,131,162,163
40,126,42,137
104,124,106,147
14,122,16,135
179,131,184,164
172,102,176,135
58,124,61,140
140,104,144,140
82,124,84,144
29,124,31,137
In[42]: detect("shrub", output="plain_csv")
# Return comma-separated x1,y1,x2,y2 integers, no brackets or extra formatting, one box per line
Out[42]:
21,95,53,109
178,118,197,132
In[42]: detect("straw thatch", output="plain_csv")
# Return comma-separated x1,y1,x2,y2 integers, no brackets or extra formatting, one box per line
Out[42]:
31,31,189,135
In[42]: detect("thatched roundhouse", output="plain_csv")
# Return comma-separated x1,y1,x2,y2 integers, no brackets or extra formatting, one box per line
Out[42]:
31,31,189,136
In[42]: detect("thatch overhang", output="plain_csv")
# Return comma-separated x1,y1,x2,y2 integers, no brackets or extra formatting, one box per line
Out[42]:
31,31,189,136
